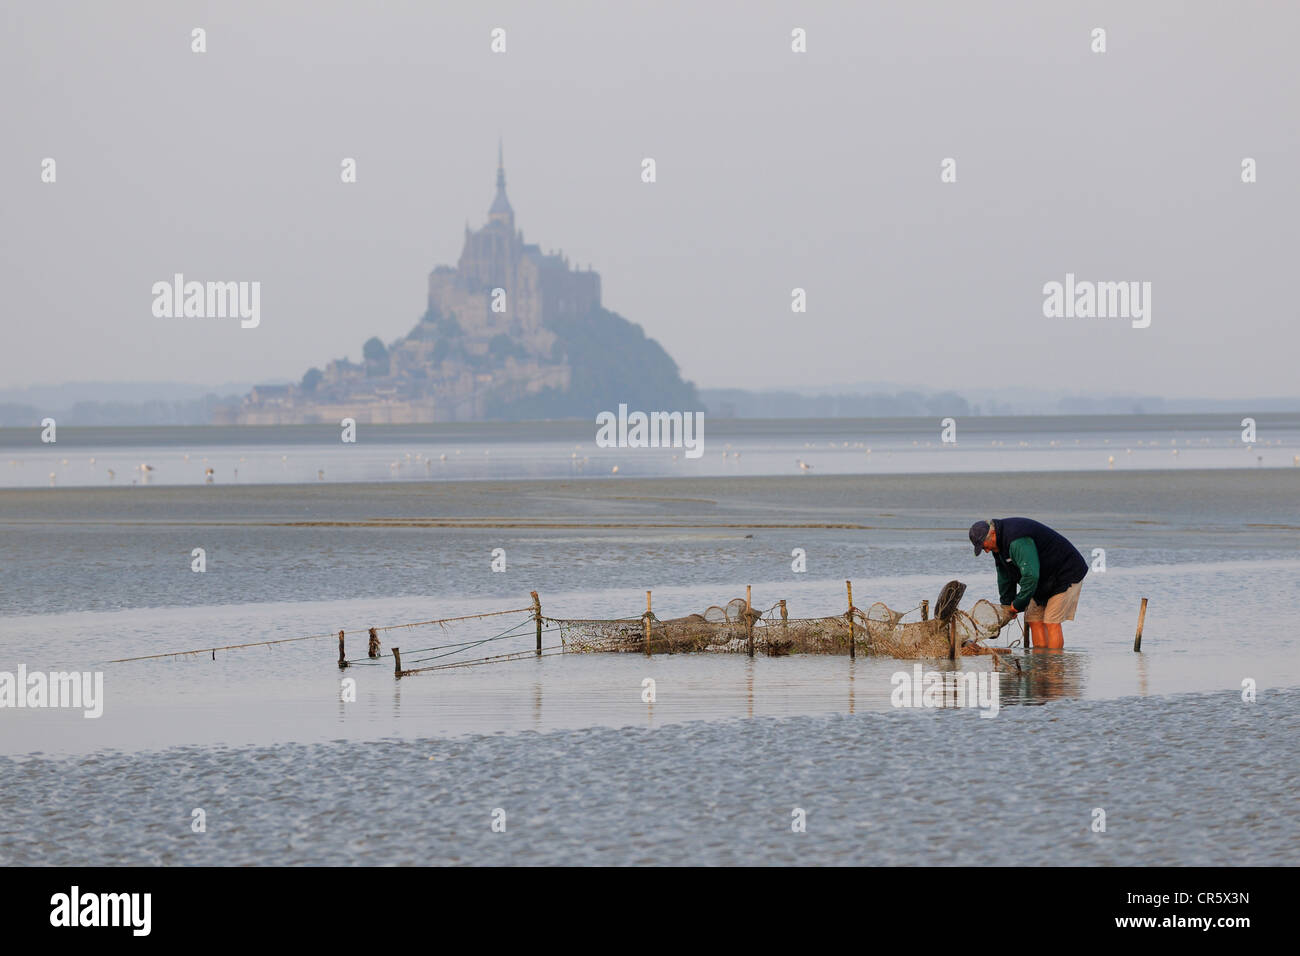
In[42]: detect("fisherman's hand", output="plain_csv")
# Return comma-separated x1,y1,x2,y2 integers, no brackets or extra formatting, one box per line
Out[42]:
1001,605,1018,620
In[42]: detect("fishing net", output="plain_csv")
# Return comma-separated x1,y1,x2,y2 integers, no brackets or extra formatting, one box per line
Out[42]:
859,597,1007,658
555,598,755,655
548,581,1011,659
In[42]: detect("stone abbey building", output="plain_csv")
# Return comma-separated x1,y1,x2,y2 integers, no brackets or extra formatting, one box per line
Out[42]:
230,147,606,424
431,142,602,358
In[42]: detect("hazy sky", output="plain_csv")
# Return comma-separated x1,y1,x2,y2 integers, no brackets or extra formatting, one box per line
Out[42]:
2,1,1296,398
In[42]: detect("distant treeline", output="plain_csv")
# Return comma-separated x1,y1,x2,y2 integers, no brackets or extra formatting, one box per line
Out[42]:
1055,396,1300,414
701,390,1300,418
5,388,1297,427
700,389,971,418
0,395,242,428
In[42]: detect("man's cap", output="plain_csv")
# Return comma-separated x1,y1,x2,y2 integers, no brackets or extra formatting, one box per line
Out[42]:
969,520,991,556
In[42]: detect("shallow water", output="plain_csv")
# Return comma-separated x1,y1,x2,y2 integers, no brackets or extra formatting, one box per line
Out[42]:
1,470,1296,757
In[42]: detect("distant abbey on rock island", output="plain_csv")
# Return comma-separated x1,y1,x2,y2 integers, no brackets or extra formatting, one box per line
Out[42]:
225,145,698,424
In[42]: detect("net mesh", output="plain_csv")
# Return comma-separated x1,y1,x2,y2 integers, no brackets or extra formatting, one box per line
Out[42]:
549,582,1011,659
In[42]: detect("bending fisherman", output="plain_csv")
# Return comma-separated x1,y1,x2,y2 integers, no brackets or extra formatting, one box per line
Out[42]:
968,517,1088,649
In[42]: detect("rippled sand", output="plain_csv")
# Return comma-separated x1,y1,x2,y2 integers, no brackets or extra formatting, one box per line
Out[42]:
1,688,1292,866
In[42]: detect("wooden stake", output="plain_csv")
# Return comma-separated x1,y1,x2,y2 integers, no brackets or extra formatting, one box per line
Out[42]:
368,627,380,659
846,580,855,659
392,647,402,677
920,600,929,622
337,630,347,669
1133,597,1148,652
531,590,542,657
746,585,754,657
645,590,652,657
779,599,788,624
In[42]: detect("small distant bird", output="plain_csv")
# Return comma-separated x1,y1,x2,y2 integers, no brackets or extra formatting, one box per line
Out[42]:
1107,455,1115,467
318,469,325,480
107,468,116,480
797,460,812,471
439,453,447,461
48,472,56,485
611,465,619,474
139,463,154,473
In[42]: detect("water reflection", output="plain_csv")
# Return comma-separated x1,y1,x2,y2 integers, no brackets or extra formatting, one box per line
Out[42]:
1012,650,1087,705
745,658,754,718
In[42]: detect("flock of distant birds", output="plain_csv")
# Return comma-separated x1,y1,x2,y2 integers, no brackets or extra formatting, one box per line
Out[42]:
15,435,1293,486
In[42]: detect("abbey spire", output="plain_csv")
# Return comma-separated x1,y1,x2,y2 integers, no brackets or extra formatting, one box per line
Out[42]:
488,139,513,228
